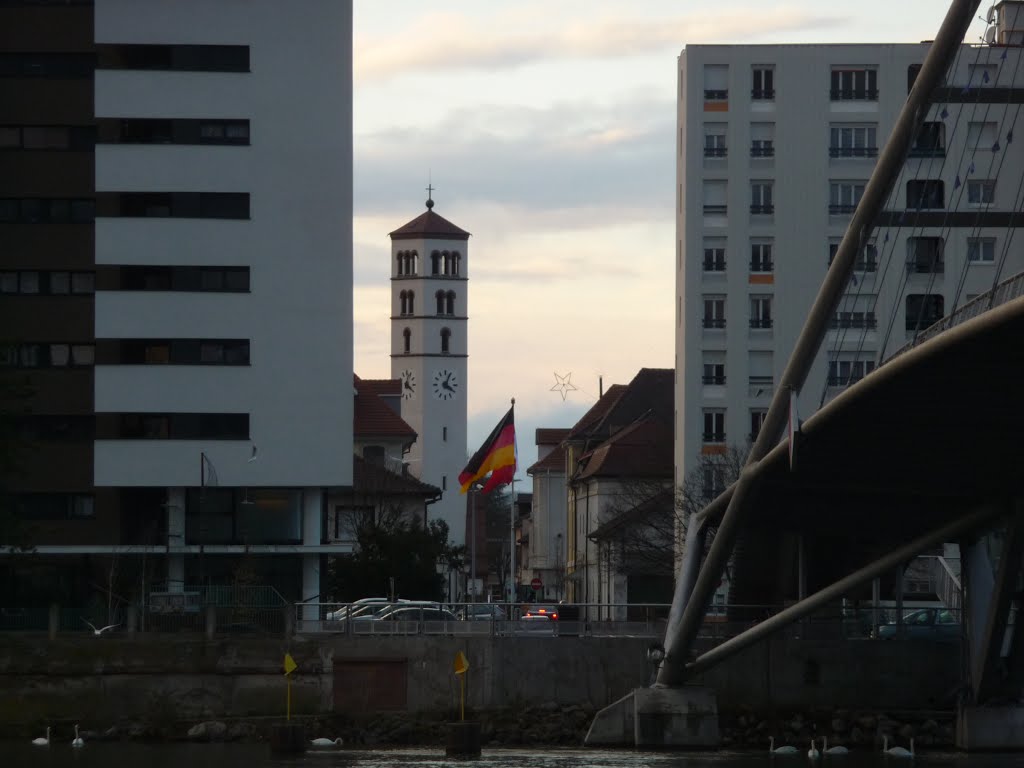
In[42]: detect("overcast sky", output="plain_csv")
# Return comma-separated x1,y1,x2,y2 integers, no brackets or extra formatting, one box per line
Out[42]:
351,1,989,474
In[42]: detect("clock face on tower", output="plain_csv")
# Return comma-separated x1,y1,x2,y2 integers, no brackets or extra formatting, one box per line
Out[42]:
432,368,459,400
400,369,416,400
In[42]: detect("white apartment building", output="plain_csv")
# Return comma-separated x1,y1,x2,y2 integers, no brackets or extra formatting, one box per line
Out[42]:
91,0,353,609
676,30,1024,527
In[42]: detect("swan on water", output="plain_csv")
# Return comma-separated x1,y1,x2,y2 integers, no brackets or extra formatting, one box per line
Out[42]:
32,727,50,746
808,739,821,760
310,737,344,747
770,736,799,755
823,736,849,755
882,735,914,758
72,724,84,748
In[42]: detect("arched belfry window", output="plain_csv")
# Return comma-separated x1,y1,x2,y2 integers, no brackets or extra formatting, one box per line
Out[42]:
445,290,455,315
400,290,415,316
405,250,418,275
440,328,451,354
435,290,445,315
407,290,414,314
396,253,404,276
403,327,411,353
431,250,441,275
451,252,461,276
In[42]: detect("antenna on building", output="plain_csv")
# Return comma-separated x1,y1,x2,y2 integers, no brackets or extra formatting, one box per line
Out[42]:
986,4,997,25
984,25,997,44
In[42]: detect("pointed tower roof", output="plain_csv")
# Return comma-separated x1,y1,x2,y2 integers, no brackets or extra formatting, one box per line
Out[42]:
389,198,470,241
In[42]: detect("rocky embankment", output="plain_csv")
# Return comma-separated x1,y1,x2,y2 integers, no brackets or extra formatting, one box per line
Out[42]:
7,706,954,749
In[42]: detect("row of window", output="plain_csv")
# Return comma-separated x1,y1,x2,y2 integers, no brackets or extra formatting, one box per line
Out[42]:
0,343,94,368
100,413,250,440
97,339,250,366
13,415,94,442
0,125,96,151
701,294,945,332
701,179,993,216
400,327,454,355
1,271,94,295
395,249,462,277
0,198,94,223
702,236,997,276
703,65,879,103
398,289,462,316
0,46,250,79
107,266,250,292
96,192,249,219
102,118,250,146
9,493,95,521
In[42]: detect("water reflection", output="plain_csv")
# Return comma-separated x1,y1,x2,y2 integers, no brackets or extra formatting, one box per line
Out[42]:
3,744,1022,768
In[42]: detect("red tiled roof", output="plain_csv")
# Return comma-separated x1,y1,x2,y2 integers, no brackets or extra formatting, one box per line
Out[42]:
567,384,627,440
577,418,673,480
389,205,470,241
359,378,401,397
353,456,440,496
535,427,570,445
353,374,417,441
527,446,565,475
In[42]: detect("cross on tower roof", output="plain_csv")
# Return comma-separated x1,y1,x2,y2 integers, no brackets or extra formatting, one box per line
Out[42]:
425,183,435,210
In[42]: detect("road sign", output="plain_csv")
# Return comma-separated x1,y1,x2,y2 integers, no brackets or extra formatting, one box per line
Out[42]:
530,577,543,591
453,651,469,675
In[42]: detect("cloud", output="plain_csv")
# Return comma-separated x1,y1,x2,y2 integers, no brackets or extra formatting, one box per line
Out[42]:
355,6,845,82
354,95,675,220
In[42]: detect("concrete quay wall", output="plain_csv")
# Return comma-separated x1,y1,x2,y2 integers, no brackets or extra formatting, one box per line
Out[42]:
0,633,958,725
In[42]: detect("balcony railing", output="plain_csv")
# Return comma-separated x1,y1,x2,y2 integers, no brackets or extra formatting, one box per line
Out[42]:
703,258,727,272
704,89,728,100
906,257,945,274
751,88,775,100
702,317,726,329
829,146,878,158
702,431,726,443
750,145,775,158
749,376,773,396
703,204,727,215
750,204,774,214
830,315,877,329
702,374,726,385
830,88,878,101
750,259,774,272
907,146,945,158
749,317,773,329
704,146,727,158
829,203,859,214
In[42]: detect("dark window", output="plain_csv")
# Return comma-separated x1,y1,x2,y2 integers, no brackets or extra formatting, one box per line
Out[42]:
702,363,725,385
103,339,249,365
750,409,768,441
750,243,773,272
831,69,878,100
0,270,94,295
827,359,876,386
99,192,249,219
702,410,725,443
97,45,249,73
102,118,250,145
105,413,250,440
909,122,944,157
752,67,774,99
0,53,95,78
403,328,411,354
440,328,451,354
828,242,877,271
703,246,726,272
114,266,249,292
431,251,441,275
907,180,945,209
13,493,95,521
906,294,945,330
908,64,922,92
906,237,944,273
0,343,94,368
446,291,455,315
436,290,445,315
0,125,96,151
0,198,94,223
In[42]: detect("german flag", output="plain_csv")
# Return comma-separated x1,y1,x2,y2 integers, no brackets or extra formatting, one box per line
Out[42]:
459,405,516,493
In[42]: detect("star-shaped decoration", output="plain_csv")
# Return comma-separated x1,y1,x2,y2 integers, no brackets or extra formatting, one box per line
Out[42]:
550,372,578,401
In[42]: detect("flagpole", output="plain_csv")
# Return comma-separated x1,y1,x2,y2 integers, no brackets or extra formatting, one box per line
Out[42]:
508,398,516,606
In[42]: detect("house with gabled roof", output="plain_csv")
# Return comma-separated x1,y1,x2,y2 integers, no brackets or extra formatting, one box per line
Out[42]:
327,376,440,555
561,368,675,617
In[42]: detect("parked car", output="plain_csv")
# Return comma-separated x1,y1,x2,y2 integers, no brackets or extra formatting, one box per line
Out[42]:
457,604,507,621
877,607,960,641
326,597,406,622
514,614,557,635
359,604,457,623
522,604,559,621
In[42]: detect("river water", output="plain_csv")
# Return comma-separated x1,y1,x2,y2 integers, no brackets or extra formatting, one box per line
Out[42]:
2,744,1023,768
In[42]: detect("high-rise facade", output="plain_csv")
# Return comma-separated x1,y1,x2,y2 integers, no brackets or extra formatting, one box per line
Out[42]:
675,36,1024,552
2,0,353,615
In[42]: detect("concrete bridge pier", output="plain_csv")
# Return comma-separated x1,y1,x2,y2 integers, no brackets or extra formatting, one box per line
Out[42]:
584,686,719,748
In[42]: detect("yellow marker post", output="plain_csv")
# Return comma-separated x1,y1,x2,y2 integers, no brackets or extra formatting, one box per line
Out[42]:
453,651,469,721
283,653,297,721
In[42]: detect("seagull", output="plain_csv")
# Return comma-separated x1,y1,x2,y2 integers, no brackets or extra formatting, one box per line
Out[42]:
32,727,50,746
82,618,120,636
72,724,84,748
310,737,343,748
